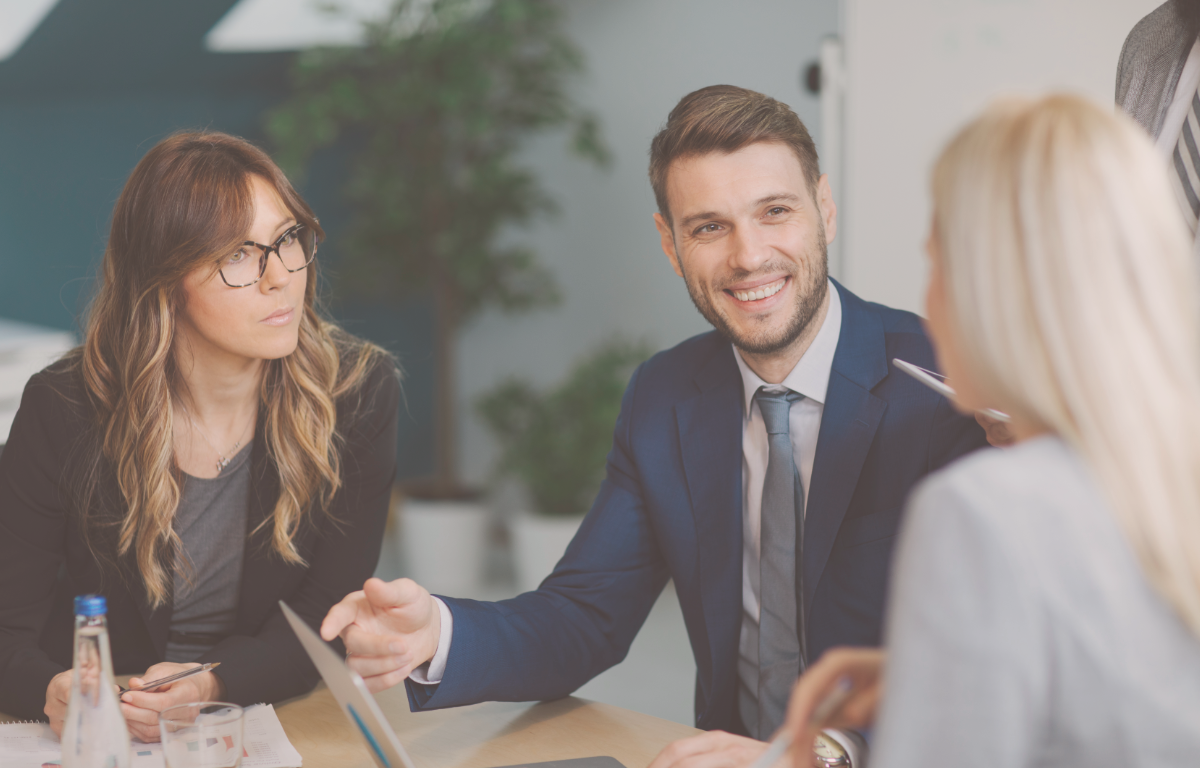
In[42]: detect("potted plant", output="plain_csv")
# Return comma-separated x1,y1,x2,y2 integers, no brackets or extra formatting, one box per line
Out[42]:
478,339,651,593
267,0,608,594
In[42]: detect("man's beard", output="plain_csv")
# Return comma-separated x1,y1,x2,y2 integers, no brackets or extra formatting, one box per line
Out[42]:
680,222,830,355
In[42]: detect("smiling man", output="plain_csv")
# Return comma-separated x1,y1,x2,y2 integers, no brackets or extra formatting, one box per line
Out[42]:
320,86,988,768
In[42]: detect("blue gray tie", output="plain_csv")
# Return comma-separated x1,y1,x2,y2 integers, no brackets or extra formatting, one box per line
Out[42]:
754,388,806,739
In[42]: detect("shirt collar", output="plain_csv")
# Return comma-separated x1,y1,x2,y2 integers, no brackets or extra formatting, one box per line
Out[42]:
733,279,842,416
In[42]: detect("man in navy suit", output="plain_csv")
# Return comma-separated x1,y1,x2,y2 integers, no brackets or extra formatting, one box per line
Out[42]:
321,85,988,767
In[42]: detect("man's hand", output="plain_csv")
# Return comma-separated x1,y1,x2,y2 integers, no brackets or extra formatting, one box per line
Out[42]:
44,670,74,737
321,577,442,692
784,648,884,768
119,662,224,743
975,412,1015,447
648,730,770,768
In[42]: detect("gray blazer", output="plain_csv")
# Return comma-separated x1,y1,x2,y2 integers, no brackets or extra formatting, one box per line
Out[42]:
871,437,1200,768
1117,1,1196,138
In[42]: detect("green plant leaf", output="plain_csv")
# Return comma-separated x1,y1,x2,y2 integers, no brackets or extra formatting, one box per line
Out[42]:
476,338,654,517
267,0,610,324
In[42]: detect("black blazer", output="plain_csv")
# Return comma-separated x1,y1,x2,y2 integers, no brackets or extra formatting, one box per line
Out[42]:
0,355,399,720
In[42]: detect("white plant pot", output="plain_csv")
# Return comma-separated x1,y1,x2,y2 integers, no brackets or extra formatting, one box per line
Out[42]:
510,513,585,594
401,499,490,596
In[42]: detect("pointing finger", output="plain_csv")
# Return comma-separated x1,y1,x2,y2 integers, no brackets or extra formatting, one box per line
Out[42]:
363,577,426,611
321,590,366,641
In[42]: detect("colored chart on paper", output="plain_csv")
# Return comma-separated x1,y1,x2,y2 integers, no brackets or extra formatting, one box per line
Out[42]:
0,704,302,768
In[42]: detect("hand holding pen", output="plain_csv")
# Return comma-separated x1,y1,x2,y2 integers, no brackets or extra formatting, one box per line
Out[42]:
892,359,1015,448
118,661,220,694
745,648,883,768
119,662,225,743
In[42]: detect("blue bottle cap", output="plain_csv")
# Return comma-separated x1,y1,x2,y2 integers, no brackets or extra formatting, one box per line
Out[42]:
74,594,107,617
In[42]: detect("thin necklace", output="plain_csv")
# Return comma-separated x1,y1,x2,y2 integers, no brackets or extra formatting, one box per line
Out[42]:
180,402,255,473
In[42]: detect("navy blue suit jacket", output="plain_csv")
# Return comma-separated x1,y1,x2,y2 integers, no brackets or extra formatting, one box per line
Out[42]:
408,281,987,731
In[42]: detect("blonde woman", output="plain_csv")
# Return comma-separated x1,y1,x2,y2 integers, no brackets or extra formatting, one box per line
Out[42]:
0,132,400,741
782,94,1200,766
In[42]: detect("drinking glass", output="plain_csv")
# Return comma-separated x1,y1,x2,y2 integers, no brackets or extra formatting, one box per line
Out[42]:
159,702,244,768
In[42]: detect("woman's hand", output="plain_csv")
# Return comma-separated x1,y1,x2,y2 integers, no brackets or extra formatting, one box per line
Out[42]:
976,412,1015,447
44,670,74,737
119,663,225,743
784,647,885,768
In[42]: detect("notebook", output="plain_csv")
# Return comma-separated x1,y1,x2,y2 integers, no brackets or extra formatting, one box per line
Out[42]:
0,702,303,768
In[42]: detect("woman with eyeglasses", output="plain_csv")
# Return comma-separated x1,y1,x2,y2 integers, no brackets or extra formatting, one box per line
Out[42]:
782,94,1200,767
0,131,400,741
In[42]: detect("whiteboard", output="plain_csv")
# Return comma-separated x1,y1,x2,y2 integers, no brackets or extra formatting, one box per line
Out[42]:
840,0,1164,314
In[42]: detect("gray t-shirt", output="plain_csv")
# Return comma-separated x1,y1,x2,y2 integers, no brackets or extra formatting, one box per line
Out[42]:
165,443,251,663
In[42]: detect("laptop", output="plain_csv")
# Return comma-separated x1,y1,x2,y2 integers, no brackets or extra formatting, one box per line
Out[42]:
280,600,624,768
281,601,417,768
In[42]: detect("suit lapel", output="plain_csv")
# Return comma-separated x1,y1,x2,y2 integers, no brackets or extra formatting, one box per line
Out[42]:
675,342,745,695
803,282,889,615
1117,2,1193,140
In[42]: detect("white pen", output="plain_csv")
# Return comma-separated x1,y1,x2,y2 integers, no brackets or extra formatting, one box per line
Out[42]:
747,677,855,768
893,358,1012,423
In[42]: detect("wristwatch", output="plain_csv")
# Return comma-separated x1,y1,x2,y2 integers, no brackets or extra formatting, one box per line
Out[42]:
813,732,850,767
815,729,869,767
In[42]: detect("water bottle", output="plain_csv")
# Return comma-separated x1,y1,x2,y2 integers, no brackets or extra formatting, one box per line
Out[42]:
61,594,131,768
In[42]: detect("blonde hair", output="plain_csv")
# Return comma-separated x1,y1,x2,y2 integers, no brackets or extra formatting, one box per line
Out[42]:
931,93,1200,636
71,131,390,609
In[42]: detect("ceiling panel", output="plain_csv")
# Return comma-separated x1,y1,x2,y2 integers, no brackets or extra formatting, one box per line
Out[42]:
0,0,61,60
205,0,393,52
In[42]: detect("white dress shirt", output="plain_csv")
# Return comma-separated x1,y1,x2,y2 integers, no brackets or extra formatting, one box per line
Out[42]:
733,280,841,720
409,597,453,685
415,283,854,763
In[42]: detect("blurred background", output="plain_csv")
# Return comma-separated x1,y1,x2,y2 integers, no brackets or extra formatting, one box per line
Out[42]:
0,0,1161,725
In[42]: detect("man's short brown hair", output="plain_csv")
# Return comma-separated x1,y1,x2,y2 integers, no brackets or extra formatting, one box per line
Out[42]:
649,84,822,224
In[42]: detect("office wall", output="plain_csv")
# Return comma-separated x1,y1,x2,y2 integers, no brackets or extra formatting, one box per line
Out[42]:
457,0,839,487
840,0,1163,314
0,94,268,331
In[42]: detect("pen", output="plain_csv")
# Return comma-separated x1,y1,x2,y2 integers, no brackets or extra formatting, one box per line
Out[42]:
892,358,1012,423
118,662,221,695
747,677,854,768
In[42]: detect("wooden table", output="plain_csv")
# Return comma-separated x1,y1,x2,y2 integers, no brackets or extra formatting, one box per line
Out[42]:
1,683,700,768
277,684,700,768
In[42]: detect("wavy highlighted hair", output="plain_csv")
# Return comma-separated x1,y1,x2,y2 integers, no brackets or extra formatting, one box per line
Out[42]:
73,131,391,608
932,94,1200,636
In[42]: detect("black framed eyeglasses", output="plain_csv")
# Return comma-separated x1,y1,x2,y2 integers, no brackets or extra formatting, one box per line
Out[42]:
218,224,317,288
